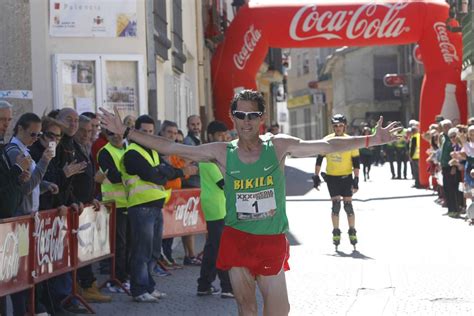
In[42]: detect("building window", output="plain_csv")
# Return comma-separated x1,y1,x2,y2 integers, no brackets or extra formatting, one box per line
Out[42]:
296,55,302,77
304,107,311,139
153,0,172,60
290,110,297,136
172,0,187,73
303,52,310,75
374,55,398,101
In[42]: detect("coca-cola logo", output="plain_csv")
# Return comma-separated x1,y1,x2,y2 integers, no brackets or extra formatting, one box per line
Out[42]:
290,2,410,41
233,25,262,70
433,22,459,64
0,227,23,281
175,197,200,227
34,215,66,266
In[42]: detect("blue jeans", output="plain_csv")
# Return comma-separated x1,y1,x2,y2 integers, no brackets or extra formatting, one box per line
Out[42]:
128,206,163,297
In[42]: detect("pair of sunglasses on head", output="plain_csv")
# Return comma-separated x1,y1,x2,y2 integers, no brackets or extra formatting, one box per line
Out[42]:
231,111,263,120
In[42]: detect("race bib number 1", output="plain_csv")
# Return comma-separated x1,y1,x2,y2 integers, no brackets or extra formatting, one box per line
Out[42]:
235,189,277,221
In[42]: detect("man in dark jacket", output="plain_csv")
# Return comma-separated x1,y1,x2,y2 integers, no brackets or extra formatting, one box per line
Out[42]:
0,101,31,315
0,101,30,218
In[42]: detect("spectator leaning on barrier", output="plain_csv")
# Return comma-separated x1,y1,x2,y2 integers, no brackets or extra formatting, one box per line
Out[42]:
0,101,28,219
98,126,129,293
5,113,56,316
44,108,91,314
197,120,234,299
72,115,112,303
121,114,172,303
0,101,32,316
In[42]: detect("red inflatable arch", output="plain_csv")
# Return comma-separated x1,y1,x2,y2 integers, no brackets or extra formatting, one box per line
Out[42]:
211,0,466,186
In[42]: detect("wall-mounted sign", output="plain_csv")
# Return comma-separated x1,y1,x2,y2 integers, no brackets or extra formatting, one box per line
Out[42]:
49,0,137,38
287,94,313,109
383,74,406,87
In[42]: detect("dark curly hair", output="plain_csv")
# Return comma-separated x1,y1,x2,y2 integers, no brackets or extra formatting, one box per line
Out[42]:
230,89,265,113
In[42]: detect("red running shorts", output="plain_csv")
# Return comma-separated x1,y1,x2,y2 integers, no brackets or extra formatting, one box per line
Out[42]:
217,226,290,276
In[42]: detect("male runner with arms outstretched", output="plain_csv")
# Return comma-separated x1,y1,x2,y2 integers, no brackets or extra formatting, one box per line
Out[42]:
99,90,401,316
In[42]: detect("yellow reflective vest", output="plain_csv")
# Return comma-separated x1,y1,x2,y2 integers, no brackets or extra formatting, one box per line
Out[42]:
98,143,127,208
121,143,171,208
411,132,420,160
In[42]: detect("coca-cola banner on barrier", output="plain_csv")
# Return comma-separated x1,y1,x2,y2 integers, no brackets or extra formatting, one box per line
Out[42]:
211,0,466,186
32,210,72,282
77,205,111,264
163,189,207,238
0,216,32,297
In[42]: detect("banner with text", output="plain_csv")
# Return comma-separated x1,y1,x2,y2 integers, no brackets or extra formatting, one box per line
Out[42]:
49,0,137,37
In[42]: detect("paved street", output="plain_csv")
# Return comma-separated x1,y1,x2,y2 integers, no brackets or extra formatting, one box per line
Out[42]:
89,157,473,315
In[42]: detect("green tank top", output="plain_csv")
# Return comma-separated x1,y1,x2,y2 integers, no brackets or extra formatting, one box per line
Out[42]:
224,136,288,235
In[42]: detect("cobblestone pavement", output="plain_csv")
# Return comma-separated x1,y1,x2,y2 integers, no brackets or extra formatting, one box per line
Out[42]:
13,158,471,316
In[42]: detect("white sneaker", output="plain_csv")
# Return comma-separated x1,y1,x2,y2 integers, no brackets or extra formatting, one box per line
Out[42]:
122,280,130,291
150,289,167,299
133,292,159,303
106,282,124,293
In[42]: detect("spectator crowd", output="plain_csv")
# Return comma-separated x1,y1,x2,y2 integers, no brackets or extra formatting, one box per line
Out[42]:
0,100,243,315
353,113,474,225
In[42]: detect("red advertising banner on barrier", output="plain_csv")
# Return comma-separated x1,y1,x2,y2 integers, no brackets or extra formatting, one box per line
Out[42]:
76,204,113,267
0,215,33,297
162,188,207,238
32,210,72,282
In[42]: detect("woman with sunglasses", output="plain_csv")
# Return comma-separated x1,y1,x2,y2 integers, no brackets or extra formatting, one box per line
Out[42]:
99,89,402,316
5,113,57,215
4,113,56,316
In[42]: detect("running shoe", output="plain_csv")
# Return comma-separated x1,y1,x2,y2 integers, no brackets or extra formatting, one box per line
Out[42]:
133,293,159,303
150,289,167,299
183,256,201,266
106,282,125,293
221,292,235,299
197,286,221,296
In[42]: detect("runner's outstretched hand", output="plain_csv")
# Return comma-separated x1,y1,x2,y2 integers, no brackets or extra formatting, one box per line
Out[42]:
372,116,403,145
98,107,126,136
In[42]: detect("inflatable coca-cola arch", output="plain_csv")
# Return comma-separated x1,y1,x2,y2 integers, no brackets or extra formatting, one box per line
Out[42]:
211,0,466,186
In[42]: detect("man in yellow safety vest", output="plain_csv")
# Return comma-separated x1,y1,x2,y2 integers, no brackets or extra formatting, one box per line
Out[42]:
97,128,129,292
121,115,178,303
409,122,421,188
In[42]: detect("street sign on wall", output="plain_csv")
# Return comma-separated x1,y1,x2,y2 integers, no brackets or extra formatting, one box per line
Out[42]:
383,74,406,87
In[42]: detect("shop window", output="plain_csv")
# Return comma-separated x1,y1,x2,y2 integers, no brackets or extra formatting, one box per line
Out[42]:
53,54,146,118
304,107,311,139
303,52,310,75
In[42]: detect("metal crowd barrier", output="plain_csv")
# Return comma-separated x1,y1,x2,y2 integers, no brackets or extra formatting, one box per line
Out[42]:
0,188,207,315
